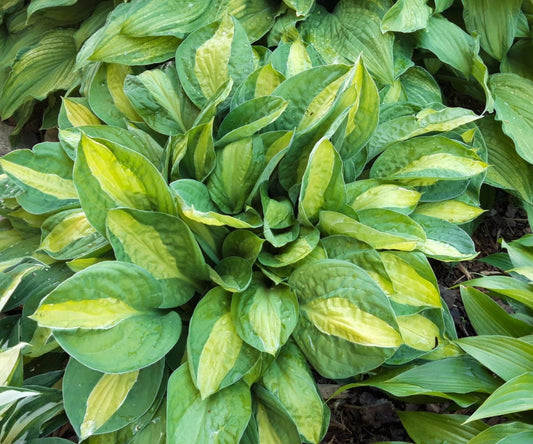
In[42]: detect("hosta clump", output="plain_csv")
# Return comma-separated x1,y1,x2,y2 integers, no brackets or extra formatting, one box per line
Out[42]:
0,13,490,444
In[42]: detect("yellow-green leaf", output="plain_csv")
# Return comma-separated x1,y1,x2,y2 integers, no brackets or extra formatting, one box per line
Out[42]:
81,371,140,439
187,288,259,399
0,142,78,214
299,138,345,225
63,98,101,127
0,343,26,386
414,200,485,223
194,14,234,99
30,297,143,330
347,182,420,214
303,297,402,347
397,314,440,351
1,160,77,201
74,135,176,235
380,252,441,307
40,209,106,260
381,0,431,33
0,30,78,119
196,312,242,399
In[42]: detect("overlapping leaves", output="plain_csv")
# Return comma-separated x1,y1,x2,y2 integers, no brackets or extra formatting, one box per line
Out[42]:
2,0,532,442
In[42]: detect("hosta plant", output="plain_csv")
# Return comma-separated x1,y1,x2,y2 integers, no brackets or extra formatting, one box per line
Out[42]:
2,0,533,442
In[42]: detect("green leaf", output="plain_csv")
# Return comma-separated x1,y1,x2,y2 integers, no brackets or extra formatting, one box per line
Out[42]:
381,0,432,33
86,4,180,65
337,61,379,159
222,230,264,263
258,227,319,267
31,261,181,373
26,0,78,18
124,66,198,135
461,275,533,310
219,0,279,43
0,387,40,413
208,256,253,293
380,251,440,307
461,286,532,337
0,30,78,119
172,179,263,228
282,0,314,17
415,15,475,78
117,0,213,38
412,214,477,261
289,259,401,378
207,137,265,214
217,96,288,146
322,235,394,295
174,120,216,182
119,0,277,43
60,124,164,168
61,98,100,128
399,412,488,444
384,355,498,394
87,63,141,128
63,358,164,439
467,422,533,444
261,341,329,443
0,343,26,386
74,135,176,235
367,106,481,159
434,0,453,12
395,66,442,106
40,209,107,261
270,39,322,78
0,387,64,444
502,39,533,82
490,73,533,164
0,142,78,214
0,259,45,313
127,402,166,444
335,356,499,402
167,364,251,444
231,64,285,108
319,210,426,251
395,311,443,353
300,1,395,85
192,79,234,126
187,287,259,398
106,208,208,308
268,63,351,132
504,235,533,268
176,14,255,109
248,386,301,444
232,280,298,355
462,0,522,61
370,136,487,182
467,373,533,423
413,200,485,224
495,431,533,444
274,65,356,190
24,439,73,444
346,180,420,214
457,335,533,381
298,138,345,225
